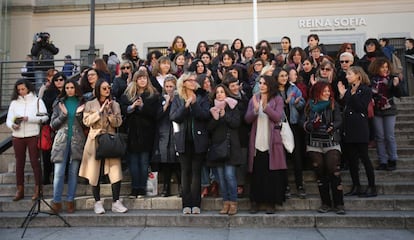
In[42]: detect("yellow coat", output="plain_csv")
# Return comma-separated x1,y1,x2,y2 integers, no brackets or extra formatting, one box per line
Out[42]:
79,98,123,186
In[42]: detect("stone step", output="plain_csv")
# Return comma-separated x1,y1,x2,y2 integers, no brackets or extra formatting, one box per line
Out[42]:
0,177,413,199
1,194,414,213
0,209,413,229
397,114,414,121
3,165,414,186
395,121,414,130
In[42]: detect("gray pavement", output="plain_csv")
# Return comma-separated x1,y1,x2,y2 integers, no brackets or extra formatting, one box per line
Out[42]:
1,227,414,240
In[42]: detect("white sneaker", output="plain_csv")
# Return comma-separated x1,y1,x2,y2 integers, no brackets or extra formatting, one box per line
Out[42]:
94,200,105,214
192,207,201,214
182,207,191,215
112,200,128,213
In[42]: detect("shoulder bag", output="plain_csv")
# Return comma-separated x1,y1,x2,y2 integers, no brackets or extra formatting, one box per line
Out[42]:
280,112,295,153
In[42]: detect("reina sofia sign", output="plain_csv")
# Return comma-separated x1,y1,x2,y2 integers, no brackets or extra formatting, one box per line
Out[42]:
299,17,367,28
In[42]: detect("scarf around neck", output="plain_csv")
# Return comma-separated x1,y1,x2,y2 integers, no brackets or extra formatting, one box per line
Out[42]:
310,100,330,113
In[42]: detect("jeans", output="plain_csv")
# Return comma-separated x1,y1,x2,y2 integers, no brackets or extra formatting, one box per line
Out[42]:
201,165,219,187
128,152,150,190
53,143,80,202
216,165,237,201
373,115,398,164
34,70,45,95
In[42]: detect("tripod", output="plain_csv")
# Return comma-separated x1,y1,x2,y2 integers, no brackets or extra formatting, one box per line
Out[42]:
20,124,70,238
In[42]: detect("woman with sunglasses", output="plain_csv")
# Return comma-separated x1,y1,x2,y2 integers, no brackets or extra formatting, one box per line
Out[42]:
79,80,128,214
170,72,211,214
41,72,67,185
112,60,134,100
49,79,86,213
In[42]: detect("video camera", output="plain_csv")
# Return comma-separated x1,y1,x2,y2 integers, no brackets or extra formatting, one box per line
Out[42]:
33,32,50,44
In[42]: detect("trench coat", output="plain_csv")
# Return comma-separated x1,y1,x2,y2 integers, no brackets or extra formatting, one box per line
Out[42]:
78,98,123,186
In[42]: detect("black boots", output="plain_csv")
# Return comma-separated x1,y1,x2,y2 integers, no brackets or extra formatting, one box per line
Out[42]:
344,185,362,196
387,161,397,171
359,186,377,198
161,183,170,197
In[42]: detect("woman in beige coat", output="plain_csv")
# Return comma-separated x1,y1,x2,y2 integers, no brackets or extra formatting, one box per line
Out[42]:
79,79,127,214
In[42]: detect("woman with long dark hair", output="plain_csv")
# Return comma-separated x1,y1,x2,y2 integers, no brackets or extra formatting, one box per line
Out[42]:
79,80,127,214
6,79,48,201
50,79,86,213
245,75,287,214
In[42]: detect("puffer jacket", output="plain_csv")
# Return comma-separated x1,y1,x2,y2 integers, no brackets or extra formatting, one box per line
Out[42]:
6,92,49,138
50,97,86,163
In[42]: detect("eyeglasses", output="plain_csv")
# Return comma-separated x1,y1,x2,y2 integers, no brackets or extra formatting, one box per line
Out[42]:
101,86,111,91
184,79,197,83
320,67,332,71
340,60,350,64
121,66,131,70
88,73,97,77
54,78,64,82
254,63,263,66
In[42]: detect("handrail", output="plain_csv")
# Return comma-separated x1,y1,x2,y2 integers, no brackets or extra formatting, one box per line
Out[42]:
0,111,12,154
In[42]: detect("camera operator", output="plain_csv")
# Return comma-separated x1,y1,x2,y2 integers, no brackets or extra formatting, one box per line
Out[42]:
31,32,59,94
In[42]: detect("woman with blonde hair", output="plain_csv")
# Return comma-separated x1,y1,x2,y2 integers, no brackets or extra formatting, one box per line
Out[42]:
119,70,159,198
170,72,211,214
338,66,376,198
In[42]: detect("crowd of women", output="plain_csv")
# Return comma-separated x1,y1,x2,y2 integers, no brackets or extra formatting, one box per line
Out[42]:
6,34,404,216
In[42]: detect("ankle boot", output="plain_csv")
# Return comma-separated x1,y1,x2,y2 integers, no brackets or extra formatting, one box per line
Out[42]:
32,185,41,200
161,183,171,197
228,201,238,215
13,185,24,201
344,185,361,196
66,201,75,213
359,186,377,198
50,201,62,214
219,201,230,214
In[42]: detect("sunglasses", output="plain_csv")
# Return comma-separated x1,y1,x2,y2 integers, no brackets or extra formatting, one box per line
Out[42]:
121,66,131,70
65,86,75,89
340,60,350,64
54,78,64,82
320,67,332,71
101,86,111,91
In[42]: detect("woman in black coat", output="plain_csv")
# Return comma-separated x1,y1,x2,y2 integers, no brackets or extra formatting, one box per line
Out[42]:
120,70,159,198
170,72,211,214
207,84,241,215
338,66,376,198
152,75,180,197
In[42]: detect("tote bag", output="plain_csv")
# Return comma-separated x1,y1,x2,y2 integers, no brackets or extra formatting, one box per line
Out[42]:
280,112,295,153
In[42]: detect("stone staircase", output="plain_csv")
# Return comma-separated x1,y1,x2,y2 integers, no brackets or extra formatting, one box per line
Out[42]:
0,97,414,229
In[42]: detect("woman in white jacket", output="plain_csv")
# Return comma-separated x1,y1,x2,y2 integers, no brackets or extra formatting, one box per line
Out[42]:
6,79,48,201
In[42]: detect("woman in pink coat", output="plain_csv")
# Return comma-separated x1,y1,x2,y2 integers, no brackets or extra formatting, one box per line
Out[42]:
245,75,287,214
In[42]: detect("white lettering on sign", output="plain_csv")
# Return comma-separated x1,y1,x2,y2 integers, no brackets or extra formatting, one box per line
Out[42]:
299,17,367,28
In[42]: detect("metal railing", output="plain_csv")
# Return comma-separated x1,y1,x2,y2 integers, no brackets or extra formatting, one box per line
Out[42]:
0,58,84,110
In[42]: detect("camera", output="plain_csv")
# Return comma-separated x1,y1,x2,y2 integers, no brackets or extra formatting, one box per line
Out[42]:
33,32,50,44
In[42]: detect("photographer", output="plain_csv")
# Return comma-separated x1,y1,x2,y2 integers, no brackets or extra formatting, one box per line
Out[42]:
31,32,59,94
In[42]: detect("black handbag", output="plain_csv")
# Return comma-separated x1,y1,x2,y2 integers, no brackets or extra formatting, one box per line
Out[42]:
207,131,230,162
95,132,127,160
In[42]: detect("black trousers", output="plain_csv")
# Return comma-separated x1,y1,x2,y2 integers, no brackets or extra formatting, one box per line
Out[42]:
179,142,203,208
344,143,376,187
